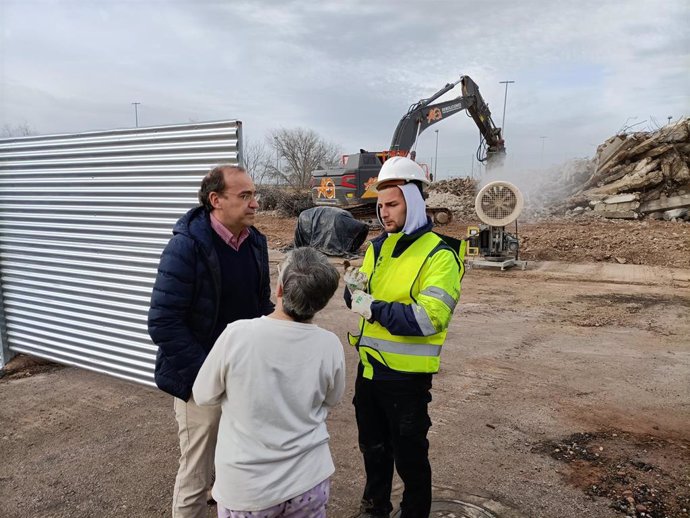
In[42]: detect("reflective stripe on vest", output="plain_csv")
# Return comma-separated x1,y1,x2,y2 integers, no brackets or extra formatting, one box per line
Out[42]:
357,231,455,378
421,286,457,312
359,336,442,357
412,303,438,336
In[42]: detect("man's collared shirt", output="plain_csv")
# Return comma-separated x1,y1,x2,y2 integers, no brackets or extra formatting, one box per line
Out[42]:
210,213,249,251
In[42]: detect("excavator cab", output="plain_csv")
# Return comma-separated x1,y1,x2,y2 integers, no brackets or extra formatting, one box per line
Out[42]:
310,152,383,206
310,150,432,208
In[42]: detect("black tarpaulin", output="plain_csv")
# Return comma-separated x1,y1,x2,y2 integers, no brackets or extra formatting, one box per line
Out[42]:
293,206,369,257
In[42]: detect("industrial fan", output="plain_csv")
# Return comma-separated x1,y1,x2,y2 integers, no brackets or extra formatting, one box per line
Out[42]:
467,181,526,270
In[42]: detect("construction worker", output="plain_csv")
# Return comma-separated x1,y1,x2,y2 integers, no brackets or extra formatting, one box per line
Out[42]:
344,156,463,518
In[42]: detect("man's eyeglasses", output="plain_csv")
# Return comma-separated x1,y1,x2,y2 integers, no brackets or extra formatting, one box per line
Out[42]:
220,191,261,203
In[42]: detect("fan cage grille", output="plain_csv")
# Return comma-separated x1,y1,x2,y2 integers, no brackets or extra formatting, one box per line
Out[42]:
480,186,517,219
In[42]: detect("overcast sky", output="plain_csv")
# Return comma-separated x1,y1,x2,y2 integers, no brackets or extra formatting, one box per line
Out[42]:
1,0,688,178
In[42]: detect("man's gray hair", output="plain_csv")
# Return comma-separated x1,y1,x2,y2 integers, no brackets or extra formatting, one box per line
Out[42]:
279,247,340,323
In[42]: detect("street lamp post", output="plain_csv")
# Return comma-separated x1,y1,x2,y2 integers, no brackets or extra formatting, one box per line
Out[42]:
434,129,439,181
499,80,515,136
540,136,548,168
132,102,141,127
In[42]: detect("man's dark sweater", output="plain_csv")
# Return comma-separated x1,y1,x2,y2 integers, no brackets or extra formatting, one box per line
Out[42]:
211,231,260,342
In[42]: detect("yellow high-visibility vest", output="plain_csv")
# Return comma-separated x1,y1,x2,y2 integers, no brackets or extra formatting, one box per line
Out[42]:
349,231,461,379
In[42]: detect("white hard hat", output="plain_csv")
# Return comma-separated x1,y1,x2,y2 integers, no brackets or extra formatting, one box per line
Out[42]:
367,156,430,193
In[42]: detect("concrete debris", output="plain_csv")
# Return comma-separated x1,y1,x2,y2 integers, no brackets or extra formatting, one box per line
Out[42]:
538,118,690,222
663,208,688,221
639,193,690,213
427,177,478,220
603,193,639,204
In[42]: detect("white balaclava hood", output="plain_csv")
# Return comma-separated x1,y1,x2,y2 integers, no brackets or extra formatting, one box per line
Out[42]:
376,183,428,234
400,183,428,234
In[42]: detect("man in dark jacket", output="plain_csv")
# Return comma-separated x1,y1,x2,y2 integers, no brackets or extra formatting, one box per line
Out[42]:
148,164,274,518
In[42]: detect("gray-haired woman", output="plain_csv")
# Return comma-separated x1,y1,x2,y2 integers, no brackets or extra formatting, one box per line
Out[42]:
193,247,345,518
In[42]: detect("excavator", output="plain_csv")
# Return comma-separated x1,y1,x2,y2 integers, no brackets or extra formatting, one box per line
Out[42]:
310,75,506,225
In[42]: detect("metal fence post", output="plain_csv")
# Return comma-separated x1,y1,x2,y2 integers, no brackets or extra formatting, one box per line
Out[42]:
0,281,14,369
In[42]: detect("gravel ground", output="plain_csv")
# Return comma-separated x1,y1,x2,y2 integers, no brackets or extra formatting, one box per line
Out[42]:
1,257,688,518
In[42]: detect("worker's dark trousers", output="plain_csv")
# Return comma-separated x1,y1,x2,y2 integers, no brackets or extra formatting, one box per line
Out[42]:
353,372,433,518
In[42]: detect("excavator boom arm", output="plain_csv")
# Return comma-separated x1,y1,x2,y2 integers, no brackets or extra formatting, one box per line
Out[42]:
461,76,505,157
389,75,505,161
389,96,474,151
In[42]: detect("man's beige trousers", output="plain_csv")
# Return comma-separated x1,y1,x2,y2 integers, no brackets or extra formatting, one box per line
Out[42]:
172,395,221,518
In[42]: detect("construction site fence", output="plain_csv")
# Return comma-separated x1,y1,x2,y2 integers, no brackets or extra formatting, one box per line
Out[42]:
0,120,243,385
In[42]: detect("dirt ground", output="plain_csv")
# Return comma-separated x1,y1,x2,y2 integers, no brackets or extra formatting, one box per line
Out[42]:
1,215,689,518
257,213,690,269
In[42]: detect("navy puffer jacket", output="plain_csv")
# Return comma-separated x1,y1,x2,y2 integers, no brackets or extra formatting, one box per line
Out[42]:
148,206,274,400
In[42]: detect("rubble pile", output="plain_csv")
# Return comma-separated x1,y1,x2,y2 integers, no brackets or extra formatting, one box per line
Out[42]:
558,118,690,221
427,177,478,220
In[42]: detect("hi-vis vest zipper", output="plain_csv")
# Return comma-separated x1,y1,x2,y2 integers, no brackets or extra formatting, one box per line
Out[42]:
348,231,462,379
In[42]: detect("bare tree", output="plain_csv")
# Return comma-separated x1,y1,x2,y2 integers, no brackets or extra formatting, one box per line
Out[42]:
242,139,272,186
268,128,341,189
1,122,36,137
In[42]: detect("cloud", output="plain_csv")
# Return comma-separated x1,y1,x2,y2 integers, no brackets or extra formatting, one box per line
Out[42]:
0,0,687,173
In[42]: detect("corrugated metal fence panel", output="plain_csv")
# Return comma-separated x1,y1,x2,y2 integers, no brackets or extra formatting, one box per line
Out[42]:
0,120,242,385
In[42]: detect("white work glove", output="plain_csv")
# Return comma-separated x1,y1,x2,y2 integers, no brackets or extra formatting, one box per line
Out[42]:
350,290,374,321
344,266,368,294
